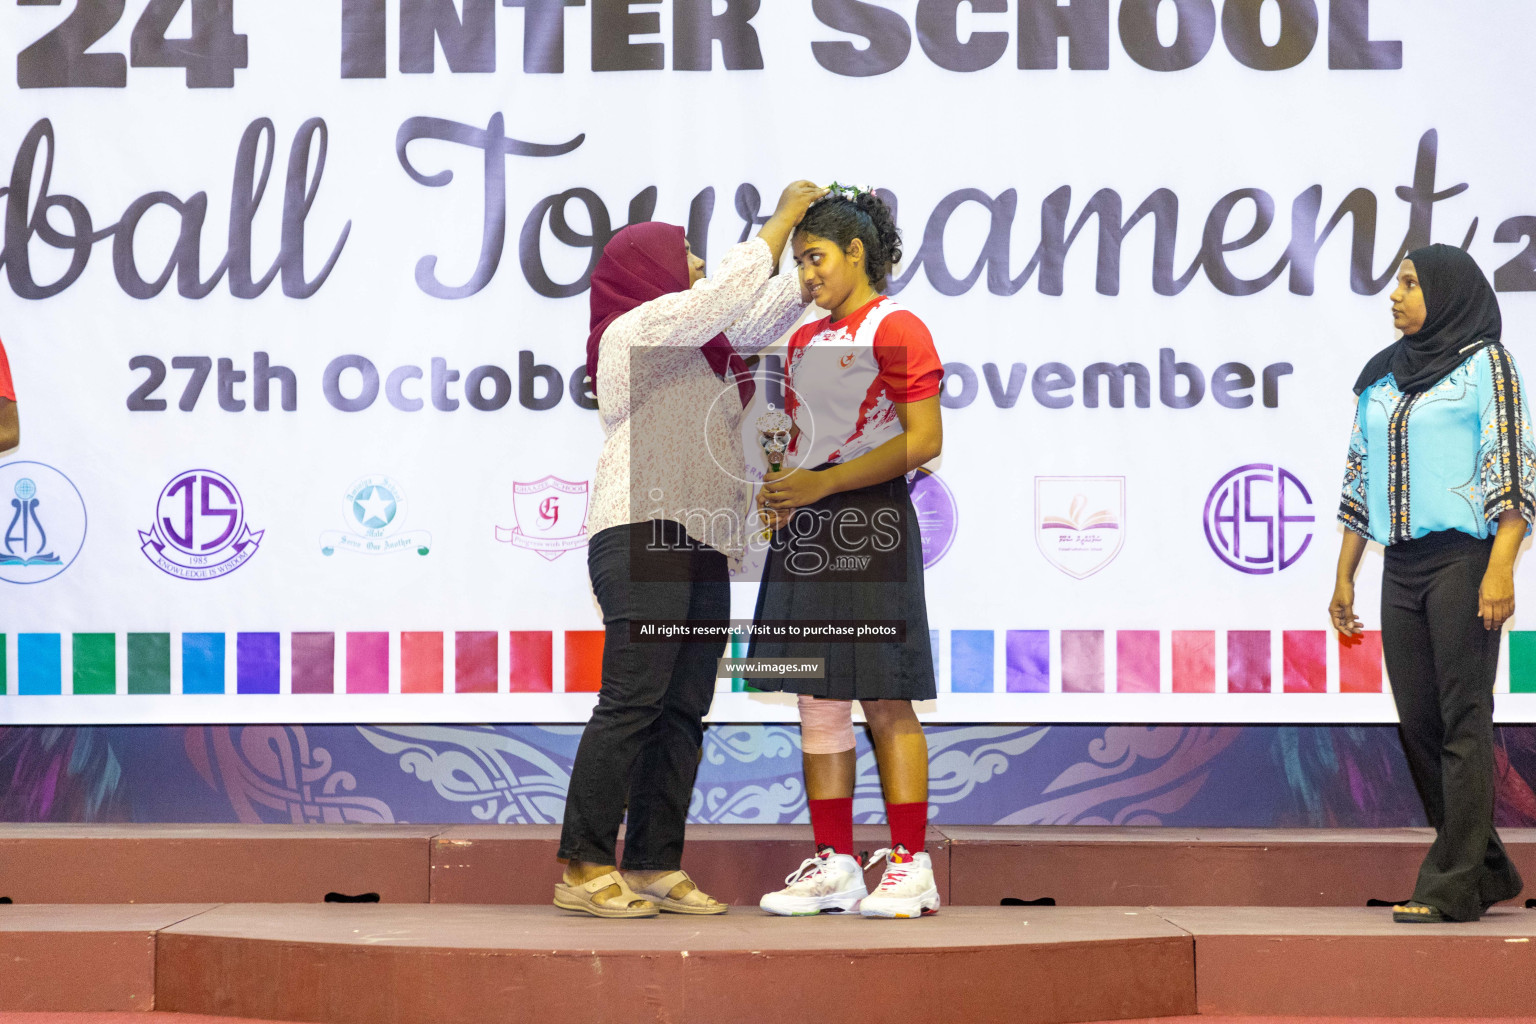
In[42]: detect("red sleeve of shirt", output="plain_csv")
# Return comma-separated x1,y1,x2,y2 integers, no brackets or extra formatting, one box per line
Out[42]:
873,310,942,402
0,338,14,402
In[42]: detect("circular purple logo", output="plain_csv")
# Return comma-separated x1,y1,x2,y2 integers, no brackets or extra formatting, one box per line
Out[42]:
909,467,957,569
140,469,264,580
1203,464,1314,575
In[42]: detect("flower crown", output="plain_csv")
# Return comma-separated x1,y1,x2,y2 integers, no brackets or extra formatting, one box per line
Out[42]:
824,181,874,200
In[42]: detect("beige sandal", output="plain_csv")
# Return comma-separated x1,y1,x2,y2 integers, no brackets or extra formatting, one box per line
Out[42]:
627,870,729,915
553,871,659,918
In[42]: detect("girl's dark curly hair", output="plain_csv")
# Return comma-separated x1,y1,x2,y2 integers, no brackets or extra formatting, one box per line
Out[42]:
795,191,902,292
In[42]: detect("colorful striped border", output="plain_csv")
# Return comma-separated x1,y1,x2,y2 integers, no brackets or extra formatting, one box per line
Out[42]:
2,631,574,695
5,628,1534,696
946,628,1391,695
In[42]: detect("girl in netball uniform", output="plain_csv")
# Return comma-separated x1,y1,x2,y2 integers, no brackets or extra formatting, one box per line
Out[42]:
751,188,944,919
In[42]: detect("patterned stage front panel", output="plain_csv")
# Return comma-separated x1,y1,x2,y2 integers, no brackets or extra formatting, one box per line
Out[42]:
6,722,1536,831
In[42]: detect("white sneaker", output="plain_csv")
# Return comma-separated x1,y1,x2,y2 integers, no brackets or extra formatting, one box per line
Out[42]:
859,845,940,918
759,846,869,916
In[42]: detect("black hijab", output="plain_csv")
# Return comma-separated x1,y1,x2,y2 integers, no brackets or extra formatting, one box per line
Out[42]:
1353,243,1502,395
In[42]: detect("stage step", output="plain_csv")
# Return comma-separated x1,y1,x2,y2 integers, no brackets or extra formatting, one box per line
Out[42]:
7,903,1534,1021
944,826,1536,907
0,904,216,1012
155,904,1193,1024
1158,905,1536,1018
0,825,437,905
4,824,1536,909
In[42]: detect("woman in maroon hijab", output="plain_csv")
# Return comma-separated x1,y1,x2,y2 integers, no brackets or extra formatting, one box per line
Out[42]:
555,180,825,918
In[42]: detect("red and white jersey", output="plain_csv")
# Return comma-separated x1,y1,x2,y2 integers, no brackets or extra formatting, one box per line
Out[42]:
784,296,942,468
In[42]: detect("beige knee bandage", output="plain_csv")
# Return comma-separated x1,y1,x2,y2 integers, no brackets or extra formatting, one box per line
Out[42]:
798,694,856,754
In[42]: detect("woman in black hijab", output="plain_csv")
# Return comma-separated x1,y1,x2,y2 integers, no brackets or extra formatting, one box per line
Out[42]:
1330,243,1534,922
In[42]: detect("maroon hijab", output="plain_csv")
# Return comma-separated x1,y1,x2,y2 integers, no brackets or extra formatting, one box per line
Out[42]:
586,222,755,408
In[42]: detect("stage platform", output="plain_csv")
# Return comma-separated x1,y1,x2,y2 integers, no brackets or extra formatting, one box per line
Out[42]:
4,823,1535,908
4,825,1536,1020
156,904,1193,1024
5,902,1535,1021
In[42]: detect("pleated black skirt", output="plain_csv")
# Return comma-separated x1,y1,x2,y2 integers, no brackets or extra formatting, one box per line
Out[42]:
746,469,936,702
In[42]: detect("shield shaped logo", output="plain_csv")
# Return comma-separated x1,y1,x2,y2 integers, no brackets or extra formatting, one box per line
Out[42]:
496,477,591,561
1034,476,1125,580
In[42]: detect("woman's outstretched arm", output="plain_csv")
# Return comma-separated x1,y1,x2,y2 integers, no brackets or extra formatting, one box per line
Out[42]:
756,181,827,265
605,182,824,357
726,273,809,356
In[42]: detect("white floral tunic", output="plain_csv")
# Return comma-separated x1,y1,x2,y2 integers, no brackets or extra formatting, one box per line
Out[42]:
588,237,806,564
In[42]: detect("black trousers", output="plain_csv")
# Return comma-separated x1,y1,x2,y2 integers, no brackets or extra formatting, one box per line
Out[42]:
557,520,728,870
1382,530,1524,920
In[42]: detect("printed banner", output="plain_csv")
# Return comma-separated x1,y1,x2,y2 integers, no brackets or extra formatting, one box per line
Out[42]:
4,0,1536,723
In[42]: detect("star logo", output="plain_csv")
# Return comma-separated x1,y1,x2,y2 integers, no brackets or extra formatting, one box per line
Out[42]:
353,485,397,530
322,475,430,557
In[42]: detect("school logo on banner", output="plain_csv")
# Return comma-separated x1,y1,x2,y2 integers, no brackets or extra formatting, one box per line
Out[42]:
909,467,957,569
321,475,431,557
495,476,589,561
140,469,263,580
1203,464,1314,575
1035,476,1125,580
0,461,87,585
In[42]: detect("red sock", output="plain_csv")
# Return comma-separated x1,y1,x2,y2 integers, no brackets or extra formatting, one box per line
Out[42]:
808,797,854,855
885,801,927,855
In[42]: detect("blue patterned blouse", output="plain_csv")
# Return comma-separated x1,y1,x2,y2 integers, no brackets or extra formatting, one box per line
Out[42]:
1338,342,1536,546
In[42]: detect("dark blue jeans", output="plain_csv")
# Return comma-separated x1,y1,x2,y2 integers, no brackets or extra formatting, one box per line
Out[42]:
557,520,728,870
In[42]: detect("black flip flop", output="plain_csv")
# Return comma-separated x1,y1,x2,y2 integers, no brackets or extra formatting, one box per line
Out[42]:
1393,900,1445,923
